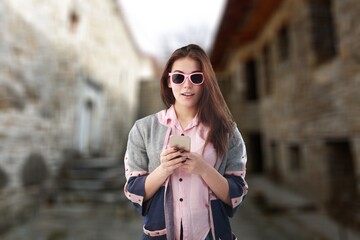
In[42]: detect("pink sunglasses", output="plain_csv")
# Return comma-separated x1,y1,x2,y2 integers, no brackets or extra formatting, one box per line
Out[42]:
168,72,204,85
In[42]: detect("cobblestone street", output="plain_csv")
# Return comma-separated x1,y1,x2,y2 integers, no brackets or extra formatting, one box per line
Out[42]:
1,202,143,240
2,176,360,240
0,200,310,240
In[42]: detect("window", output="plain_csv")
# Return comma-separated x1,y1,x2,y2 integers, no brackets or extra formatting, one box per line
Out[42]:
249,133,264,173
309,0,337,64
69,10,79,33
262,45,272,95
244,59,258,101
288,144,301,171
278,25,290,62
269,141,281,182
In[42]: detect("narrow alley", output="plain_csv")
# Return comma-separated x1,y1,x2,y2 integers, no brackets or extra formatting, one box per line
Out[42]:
2,176,360,240
1,0,360,240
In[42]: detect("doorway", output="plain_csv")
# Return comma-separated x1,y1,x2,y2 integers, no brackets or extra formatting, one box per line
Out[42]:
326,139,359,227
248,133,264,174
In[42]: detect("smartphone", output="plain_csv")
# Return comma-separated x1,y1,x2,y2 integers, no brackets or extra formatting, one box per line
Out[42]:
169,135,191,152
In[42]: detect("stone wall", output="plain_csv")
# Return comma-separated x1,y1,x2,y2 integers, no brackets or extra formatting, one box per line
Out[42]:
216,0,360,206
0,0,153,231
136,79,164,119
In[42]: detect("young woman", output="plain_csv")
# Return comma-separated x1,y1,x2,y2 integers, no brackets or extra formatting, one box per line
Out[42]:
124,44,248,240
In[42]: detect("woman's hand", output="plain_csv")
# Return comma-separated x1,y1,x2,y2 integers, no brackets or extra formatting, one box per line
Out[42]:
159,147,185,177
180,152,209,176
180,152,232,205
144,147,184,201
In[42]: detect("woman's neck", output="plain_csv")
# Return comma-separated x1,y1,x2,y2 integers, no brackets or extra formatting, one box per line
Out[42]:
174,104,198,129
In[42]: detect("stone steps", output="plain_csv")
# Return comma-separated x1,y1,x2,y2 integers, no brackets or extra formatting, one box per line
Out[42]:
58,157,125,204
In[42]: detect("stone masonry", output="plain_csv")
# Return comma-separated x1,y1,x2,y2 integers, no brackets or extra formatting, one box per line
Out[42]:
211,0,360,230
0,0,154,232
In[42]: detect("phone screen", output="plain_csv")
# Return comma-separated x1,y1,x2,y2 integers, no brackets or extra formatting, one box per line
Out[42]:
169,135,191,152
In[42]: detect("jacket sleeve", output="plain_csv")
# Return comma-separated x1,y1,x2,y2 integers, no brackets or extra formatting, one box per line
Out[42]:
123,121,150,215
223,126,248,217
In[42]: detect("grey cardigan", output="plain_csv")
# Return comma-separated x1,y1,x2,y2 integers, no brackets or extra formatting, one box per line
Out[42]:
124,111,248,240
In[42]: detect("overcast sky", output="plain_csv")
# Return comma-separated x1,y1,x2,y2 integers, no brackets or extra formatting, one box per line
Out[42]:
117,0,226,61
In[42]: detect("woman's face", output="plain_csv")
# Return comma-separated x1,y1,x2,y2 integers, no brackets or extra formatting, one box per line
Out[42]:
168,57,203,111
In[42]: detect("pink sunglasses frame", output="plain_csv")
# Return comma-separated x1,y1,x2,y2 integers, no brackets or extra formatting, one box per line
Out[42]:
168,72,204,85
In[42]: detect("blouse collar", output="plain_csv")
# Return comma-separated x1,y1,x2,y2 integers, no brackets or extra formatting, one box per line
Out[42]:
163,105,199,131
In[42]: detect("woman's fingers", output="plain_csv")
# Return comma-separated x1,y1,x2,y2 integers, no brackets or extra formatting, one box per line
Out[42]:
166,157,186,170
160,147,184,162
160,147,176,158
159,155,184,174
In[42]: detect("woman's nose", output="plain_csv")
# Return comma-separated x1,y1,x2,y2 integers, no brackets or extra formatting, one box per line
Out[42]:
183,76,192,86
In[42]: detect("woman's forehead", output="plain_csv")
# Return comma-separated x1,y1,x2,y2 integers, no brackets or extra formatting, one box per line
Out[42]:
171,57,201,72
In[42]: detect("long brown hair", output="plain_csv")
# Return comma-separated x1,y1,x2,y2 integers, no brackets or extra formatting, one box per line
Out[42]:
160,44,234,157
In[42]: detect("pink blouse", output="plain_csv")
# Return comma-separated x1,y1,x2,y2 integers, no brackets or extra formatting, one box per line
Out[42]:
159,106,217,240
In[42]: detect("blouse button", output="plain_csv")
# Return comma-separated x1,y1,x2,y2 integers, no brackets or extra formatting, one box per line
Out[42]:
180,198,183,202
179,178,183,182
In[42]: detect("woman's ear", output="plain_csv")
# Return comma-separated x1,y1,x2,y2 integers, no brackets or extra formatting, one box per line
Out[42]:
168,79,172,88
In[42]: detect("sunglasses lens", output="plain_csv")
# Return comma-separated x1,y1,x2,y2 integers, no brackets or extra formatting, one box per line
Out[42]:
172,74,185,84
190,74,203,84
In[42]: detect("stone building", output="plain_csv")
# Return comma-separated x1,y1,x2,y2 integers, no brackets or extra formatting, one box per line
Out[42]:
210,0,360,228
0,0,153,230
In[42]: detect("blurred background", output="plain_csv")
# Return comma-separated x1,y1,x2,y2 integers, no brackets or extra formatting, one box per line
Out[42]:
0,0,359,239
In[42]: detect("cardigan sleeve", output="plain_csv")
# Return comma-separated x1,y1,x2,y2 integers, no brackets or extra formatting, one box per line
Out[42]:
123,121,150,215
222,126,248,217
